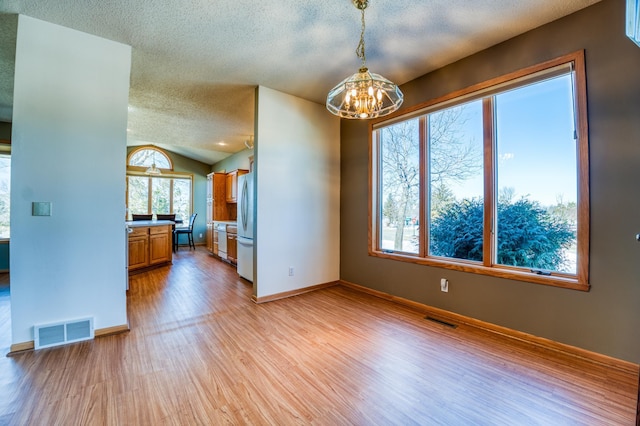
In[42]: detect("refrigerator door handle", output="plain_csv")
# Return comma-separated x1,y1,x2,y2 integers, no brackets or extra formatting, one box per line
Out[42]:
241,178,249,233
238,236,253,245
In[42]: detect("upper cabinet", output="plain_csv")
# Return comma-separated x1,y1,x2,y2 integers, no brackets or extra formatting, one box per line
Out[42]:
225,169,248,203
207,172,232,222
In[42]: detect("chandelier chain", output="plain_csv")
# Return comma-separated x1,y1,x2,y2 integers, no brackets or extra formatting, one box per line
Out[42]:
356,5,366,68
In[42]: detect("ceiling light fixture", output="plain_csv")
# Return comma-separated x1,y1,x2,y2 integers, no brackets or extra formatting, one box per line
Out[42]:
244,135,254,150
326,0,403,119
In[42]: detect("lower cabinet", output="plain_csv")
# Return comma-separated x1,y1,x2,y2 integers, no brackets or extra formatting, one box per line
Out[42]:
149,226,172,265
128,229,149,270
128,225,172,273
206,223,213,253
213,228,219,256
227,225,237,265
207,222,236,264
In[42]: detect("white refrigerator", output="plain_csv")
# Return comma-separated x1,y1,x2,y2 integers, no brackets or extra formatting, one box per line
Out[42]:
237,172,254,282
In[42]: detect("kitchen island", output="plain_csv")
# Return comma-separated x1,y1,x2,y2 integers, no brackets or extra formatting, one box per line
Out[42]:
126,220,173,273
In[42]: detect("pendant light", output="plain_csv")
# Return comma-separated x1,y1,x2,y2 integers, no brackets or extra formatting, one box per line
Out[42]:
145,150,162,175
326,0,403,119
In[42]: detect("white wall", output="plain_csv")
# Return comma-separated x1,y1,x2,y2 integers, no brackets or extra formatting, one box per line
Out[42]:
10,15,131,345
255,86,340,299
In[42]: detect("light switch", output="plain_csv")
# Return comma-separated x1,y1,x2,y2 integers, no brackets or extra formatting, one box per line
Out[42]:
32,202,52,216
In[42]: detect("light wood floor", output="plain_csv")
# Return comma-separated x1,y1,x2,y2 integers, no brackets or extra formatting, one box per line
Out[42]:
0,249,638,425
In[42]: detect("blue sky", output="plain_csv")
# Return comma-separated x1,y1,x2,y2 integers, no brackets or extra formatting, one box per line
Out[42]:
445,74,577,207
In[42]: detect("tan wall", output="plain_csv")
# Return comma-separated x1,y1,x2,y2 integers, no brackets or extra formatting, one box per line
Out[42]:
340,0,640,363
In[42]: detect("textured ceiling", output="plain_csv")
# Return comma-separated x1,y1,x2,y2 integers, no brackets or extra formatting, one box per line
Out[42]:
0,0,601,164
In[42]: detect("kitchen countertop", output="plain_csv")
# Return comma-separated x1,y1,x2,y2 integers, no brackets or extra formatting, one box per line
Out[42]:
126,220,174,228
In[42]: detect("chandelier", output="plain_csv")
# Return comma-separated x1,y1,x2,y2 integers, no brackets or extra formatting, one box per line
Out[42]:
145,150,162,175
145,163,161,175
326,0,403,119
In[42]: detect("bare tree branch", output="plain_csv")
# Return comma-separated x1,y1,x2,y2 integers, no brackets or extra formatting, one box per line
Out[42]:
379,104,482,251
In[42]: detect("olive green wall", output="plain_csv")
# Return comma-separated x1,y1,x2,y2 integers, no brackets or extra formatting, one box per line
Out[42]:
340,0,640,363
0,121,10,140
0,241,8,271
211,148,252,173
126,146,210,245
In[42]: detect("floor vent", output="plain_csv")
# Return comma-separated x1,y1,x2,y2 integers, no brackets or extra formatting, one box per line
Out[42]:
34,317,94,349
425,316,457,329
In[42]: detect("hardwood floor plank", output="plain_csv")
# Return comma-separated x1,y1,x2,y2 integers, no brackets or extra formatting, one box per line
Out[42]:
0,251,637,424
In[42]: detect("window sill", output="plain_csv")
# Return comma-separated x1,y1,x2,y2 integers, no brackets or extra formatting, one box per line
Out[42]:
369,249,590,292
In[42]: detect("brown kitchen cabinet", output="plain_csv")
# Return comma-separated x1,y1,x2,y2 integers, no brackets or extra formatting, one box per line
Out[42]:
225,169,248,203
149,226,172,265
207,172,233,222
128,224,172,273
207,172,237,255
206,169,246,257
227,225,237,264
206,223,213,252
128,227,149,270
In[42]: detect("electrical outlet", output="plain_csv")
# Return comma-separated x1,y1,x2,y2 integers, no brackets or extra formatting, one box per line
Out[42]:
440,278,449,293
288,267,294,276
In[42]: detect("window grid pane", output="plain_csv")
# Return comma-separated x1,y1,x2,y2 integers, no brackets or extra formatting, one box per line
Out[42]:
428,100,484,262
173,178,191,222
495,75,577,274
151,177,171,215
379,119,420,254
129,148,171,169
127,176,150,215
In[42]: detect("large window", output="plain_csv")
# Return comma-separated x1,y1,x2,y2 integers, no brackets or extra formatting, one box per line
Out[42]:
126,147,193,222
0,153,9,239
371,52,589,290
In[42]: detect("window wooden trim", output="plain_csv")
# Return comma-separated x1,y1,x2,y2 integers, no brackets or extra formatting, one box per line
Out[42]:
126,169,192,179
368,50,590,291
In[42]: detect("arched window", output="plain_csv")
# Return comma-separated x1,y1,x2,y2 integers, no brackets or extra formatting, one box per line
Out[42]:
128,147,172,169
126,147,193,222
